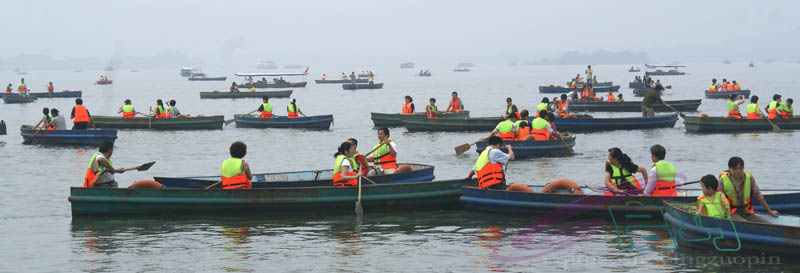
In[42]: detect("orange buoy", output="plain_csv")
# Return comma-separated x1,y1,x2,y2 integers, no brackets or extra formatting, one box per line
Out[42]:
506,183,535,192
128,180,164,189
699,113,709,118
394,164,413,174
540,178,582,195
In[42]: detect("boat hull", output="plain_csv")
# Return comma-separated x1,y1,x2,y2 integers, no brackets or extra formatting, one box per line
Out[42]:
188,77,227,81
684,116,800,132
96,81,113,85
4,91,81,98
314,79,368,84
234,114,333,129
238,82,307,88
371,111,470,127
342,83,384,90
704,90,751,99
199,90,292,99
91,115,224,130
403,115,678,132
20,125,117,146
539,85,620,93
3,95,37,104
475,137,576,158
69,179,475,215
646,71,685,76
568,99,701,112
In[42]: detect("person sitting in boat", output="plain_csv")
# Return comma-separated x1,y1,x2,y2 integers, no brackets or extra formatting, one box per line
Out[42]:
152,99,168,119
347,138,370,176
466,135,514,189
725,94,745,119
118,99,139,119
766,94,783,119
643,145,676,196
5,83,12,94
606,90,615,102
229,82,239,92
366,127,400,175
528,110,554,141
49,108,67,130
718,156,778,222
287,99,306,118
221,141,252,189
479,114,517,142
447,91,464,113
535,97,549,117
98,75,104,82
505,97,520,119
604,148,648,195
333,141,362,187
779,98,793,119
47,82,54,95
70,98,92,129
745,95,763,119
425,98,439,119
18,78,27,93
250,85,257,93
557,94,570,117
169,100,191,118
402,95,415,115
341,73,347,80
568,88,579,101
721,79,729,91
696,175,731,218
321,74,326,81
256,97,273,118
33,107,54,130
514,110,530,139
732,80,741,90
709,79,719,92
83,141,129,188
580,85,595,100
617,93,624,102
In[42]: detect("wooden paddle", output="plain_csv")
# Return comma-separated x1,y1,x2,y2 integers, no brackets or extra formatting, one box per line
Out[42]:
662,102,687,119
455,142,476,155
355,176,364,217
556,132,574,154
88,161,156,187
23,128,44,144
205,181,222,189
756,109,781,131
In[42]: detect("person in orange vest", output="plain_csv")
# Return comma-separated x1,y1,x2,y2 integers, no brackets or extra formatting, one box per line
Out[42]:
401,95,415,114
505,97,520,119
718,156,778,222
721,79,729,91
482,114,517,141
47,82,54,95
708,79,718,92
515,110,531,140
765,94,782,119
779,98,793,119
466,135,514,189
366,127,398,175
83,141,130,188
5,84,11,94
321,74,326,81
557,94,570,117
425,98,439,119
287,99,306,118
732,80,741,90
745,95,764,119
33,107,54,130
333,141,362,187
725,94,745,119
18,78,27,93
220,141,252,189
153,99,168,119
644,144,677,196
447,91,464,113
254,97,273,118
118,99,139,119
70,98,92,130
604,147,648,195
606,90,615,102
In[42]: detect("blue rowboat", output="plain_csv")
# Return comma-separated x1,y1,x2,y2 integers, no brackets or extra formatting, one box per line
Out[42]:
69,178,475,215
704,89,751,99
2,94,37,104
539,85,620,94
154,163,435,188
475,135,576,158
633,87,662,97
555,114,678,132
188,76,227,81
460,186,800,217
664,201,800,255
342,83,383,90
4,91,82,98
234,114,333,129
20,125,117,146
315,79,369,84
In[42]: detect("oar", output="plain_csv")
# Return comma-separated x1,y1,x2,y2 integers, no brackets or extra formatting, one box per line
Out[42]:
205,181,222,189
88,161,156,187
557,132,574,154
361,175,377,184
362,141,387,158
455,142,476,155
23,128,44,144
355,176,364,217
756,109,781,132
662,102,687,119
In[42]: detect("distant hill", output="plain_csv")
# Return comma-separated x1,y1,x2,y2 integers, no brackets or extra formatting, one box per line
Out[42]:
524,50,648,65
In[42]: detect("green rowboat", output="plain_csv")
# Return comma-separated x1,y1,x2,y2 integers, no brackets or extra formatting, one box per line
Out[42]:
199,90,292,99
403,117,502,132
91,115,224,130
684,116,800,132
370,111,470,127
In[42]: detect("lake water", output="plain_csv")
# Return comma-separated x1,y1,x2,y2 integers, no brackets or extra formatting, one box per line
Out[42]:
1,63,798,272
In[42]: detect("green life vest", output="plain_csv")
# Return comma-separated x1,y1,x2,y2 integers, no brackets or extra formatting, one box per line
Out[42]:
536,102,549,112
168,106,174,114
221,158,243,178
496,120,514,133
474,148,492,171
654,160,676,183
746,103,758,114
721,172,751,206
427,104,437,112
698,191,726,218
728,101,737,112
157,105,165,115
122,105,134,113
768,101,779,110
373,142,393,161
334,155,356,175
262,103,273,112
531,117,548,129
287,104,298,113
514,120,528,128
88,152,111,173
608,162,636,187
506,105,516,115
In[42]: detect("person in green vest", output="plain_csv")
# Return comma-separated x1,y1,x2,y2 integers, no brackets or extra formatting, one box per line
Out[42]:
696,175,730,218
718,156,778,223
425,98,439,119
644,144,677,196
505,97,520,119
604,148,648,195
220,141,252,189
778,98,793,119
725,94,745,119
286,99,306,118
250,96,273,118
535,97,549,117
745,95,765,119
479,114,517,142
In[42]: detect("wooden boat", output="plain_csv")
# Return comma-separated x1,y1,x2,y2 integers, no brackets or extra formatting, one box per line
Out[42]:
632,87,662,97
234,114,333,129
238,81,307,88
646,70,685,76
20,125,117,146
628,67,641,72
539,85,620,94
4,91,81,98
629,81,646,89
475,134,576,158
568,99,702,112
69,178,475,215
2,94,37,104
403,117,502,132
96,80,113,85
564,81,613,88
460,186,800,217
704,89,751,99
188,76,227,81
199,90,292,99
314,79,368,84
0,120,6,135
684,116,800,132
371,111,471,127
402,115,677,132
154,163,435,188
90,115,224,130
664,201,800,255
342,83,383,90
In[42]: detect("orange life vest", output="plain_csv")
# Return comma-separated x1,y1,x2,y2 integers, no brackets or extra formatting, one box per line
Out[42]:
47,85,54,92
4,86,10,94
221,158,252,189
155,105,167,119
373,142,398,170
402,102,414,114
83,152,105,188
475,148,505,189
333,171,357,187
733,84,741,90
287,104,299,118
517,126,530,140
557,101,568,117
73,105,90,123
426,104,438,119
530,118,550,141
650,161,677,196
767,101,779,119
606,93,615,102
449,97,462,113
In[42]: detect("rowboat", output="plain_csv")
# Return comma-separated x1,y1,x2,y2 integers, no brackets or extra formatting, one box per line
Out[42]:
400,62,415,69
314,79,368,84
539,85,620,94
2,94,37,104
370,111,471,127
403,115,678,132
199,90,292,99
460,186,800,217
188,76,227,81
96,80,113,85
664,201,800,255
69,178,475,215
646,70,685,76
628,68,641,72
90,115,224,130
3,91,82,98
564,81,613,88
234,114,333,129
20,125,117,146
704,89,751,99
475,135,576,158
568,99,702,112
684,116,800,132
342,83,384,90
632,87,662,97
403,117,502,132
237,81,307,88
154,163,435,188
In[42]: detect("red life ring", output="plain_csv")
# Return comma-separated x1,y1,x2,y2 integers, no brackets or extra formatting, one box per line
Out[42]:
541,178,582,195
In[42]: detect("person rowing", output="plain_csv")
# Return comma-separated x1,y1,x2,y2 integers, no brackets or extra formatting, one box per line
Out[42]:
221,141,252,189
745,95,764,119
479,113,517,142
118,99,147,119
641,84,670,118
33,107,54,130
466,135,514,190
49,108,67,130
333,141,362,187
254,96,273,118
82,141,133,188
766,94,782,119
366,127,403,176
287,99,306,118
5,83,12,94
718,156,778,222
778,98,793,119
604,147,648,195
725,94,745,119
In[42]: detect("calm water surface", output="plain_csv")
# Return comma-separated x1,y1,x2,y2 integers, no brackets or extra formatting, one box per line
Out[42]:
1,63,798,272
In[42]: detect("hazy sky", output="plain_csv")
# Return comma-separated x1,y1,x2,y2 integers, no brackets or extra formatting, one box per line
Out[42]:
3,0,798,65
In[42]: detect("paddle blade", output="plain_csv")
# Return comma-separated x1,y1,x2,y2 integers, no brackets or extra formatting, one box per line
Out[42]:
455,143,472,155
355,201,363,216
136,161,156,171
773,125,780,132
224,119,235,125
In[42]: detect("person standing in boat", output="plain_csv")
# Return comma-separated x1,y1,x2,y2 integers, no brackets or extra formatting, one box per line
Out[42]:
47,82,54,95
585,65,593,85
447,91,464,113
256,97,273,118
221,141,252,189
696,175,731,218
349,72,357,85
18,78,27,94
466,135,514,189
230,82,239,92
341,72,347,80
367,127,398,176
725,95,745,119
425,98,439,119
718,156,778,222
321,74,326,81
83,141,129,188
505,97,520,119
604,148,648,195
70,98,92,129
641,86,665,118
644,145,676,196
402,96,415,114
333,141,361,187
287,99,306,118
49,109,67,130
